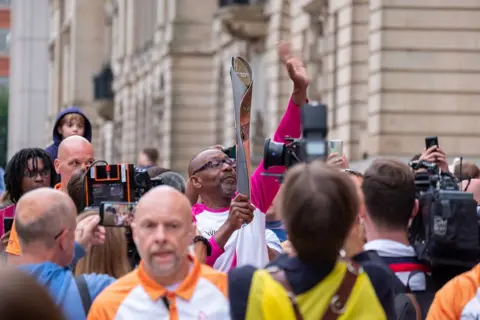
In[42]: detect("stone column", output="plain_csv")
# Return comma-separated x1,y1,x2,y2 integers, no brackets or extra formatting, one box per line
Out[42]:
166,0,217,174
264,0,292,137
321,0,369,160
368,0,480,158
8,0,49,157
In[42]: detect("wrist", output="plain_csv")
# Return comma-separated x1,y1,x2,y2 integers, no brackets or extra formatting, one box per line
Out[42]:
224,220,238,234
291,87,307,106
193,236,212,256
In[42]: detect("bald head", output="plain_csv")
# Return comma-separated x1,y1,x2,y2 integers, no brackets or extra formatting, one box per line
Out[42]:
55,136,95,190
135,186,192,222
15,188,76,248
58,136,92,160
132,186,195,276
463,179,480,204
188,148,223,177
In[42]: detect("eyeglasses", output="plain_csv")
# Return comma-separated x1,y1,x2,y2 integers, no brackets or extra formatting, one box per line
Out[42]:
24,169,50,179
342,168,363,178
54,229,64,240
192,158,236,175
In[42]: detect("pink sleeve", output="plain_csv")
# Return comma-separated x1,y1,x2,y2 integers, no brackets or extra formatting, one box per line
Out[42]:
250,98,302,213
205,236,225,267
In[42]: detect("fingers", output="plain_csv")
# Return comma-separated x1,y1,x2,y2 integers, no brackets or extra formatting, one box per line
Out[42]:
278,41,292,64
233,193,249,203
327,152,339,160
231,200,255,212
78,215,101,233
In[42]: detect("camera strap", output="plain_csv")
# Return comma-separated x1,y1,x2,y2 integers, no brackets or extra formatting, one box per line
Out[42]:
75,275,92,316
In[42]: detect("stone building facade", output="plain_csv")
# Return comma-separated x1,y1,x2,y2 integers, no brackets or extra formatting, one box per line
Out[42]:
48,0,480,175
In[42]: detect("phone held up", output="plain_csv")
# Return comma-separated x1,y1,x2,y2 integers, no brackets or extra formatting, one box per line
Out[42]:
425,136,439,150
99,202,136,227
329,140,343,157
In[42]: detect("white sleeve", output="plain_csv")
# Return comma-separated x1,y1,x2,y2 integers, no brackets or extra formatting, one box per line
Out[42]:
265,229,282,253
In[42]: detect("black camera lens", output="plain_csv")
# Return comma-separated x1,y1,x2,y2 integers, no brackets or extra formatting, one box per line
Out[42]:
263,138,286,169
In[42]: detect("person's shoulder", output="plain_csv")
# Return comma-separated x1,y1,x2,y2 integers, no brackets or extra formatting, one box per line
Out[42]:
345,268,388,319
85,270,137,302
198,263,228,296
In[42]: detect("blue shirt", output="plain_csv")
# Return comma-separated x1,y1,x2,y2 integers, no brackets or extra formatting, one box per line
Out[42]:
18,243,115,320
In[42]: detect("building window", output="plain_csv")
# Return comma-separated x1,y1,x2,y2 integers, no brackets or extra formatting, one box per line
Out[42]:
0,29,9,53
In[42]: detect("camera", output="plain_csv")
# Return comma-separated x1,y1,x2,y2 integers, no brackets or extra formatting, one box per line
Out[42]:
84,163,164,208
408,160,479,289
263,102,328,171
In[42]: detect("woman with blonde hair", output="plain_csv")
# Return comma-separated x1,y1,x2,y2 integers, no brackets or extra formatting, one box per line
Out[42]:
74,211,131,278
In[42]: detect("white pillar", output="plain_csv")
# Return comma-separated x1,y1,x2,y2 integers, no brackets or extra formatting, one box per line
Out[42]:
8,0,49,158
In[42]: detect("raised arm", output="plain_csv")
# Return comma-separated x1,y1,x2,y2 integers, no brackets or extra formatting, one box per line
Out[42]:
251,41,308,213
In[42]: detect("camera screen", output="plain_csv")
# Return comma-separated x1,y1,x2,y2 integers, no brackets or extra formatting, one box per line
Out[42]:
91,183,125,205
100,202,136,227
306,141,326,157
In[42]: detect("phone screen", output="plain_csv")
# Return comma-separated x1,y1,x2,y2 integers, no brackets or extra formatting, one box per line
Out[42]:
329,140,343,155
4,218,13,234
99,202,136,227
425,136,439,149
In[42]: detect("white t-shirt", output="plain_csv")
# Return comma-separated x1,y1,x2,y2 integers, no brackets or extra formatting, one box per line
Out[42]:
193,204,280,272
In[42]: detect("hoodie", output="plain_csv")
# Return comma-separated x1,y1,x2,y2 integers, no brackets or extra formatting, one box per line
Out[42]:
19,261,115,320
45,107,93,161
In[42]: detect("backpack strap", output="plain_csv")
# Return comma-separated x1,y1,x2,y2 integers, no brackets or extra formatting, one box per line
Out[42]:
405,293,422,320
267,260,360,320
267,266,304,320
75,275,92,316
322,260,361,320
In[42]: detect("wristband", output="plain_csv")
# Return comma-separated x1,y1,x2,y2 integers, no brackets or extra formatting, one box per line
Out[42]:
193,235,212,256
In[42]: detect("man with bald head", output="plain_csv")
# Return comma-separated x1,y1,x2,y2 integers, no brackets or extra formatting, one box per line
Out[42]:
14,188,114,320
188,146,282,271
54,135,95,192
88,186,230,320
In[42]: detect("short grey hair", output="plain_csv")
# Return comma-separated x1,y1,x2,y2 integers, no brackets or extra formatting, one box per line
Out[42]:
16,201,73,249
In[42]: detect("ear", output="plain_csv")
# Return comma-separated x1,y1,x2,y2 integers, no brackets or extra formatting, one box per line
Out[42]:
190,176,202,189
54,158,61,174
57,125,63,135
57,230,69,251
189,221,197,240
130,222,139,244
411,199,419,220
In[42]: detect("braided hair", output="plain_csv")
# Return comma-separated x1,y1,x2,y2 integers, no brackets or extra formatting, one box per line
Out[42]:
4,148,56,203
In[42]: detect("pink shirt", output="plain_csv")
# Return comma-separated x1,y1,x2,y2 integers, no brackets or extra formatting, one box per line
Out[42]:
193,98,301,270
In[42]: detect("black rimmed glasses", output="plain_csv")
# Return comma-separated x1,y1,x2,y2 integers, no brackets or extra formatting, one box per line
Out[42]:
24,169,51,179
192,158,236,175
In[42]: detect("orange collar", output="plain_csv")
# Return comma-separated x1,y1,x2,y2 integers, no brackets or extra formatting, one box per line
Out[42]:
137,254,200,301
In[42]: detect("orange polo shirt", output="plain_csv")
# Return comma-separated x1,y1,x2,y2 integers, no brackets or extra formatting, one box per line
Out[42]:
6,183,63,256
87,255,229,320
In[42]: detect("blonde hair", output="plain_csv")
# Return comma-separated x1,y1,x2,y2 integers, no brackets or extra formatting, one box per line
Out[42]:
74,211,131,278
58,113,85,127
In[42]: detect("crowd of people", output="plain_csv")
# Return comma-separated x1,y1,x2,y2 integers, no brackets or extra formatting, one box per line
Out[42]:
0,41,479,320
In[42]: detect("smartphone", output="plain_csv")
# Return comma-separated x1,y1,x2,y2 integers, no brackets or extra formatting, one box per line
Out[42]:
329,140,343,155
99,202,136,227
425,136,439,149
3,218,13,234
0,204,15,236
